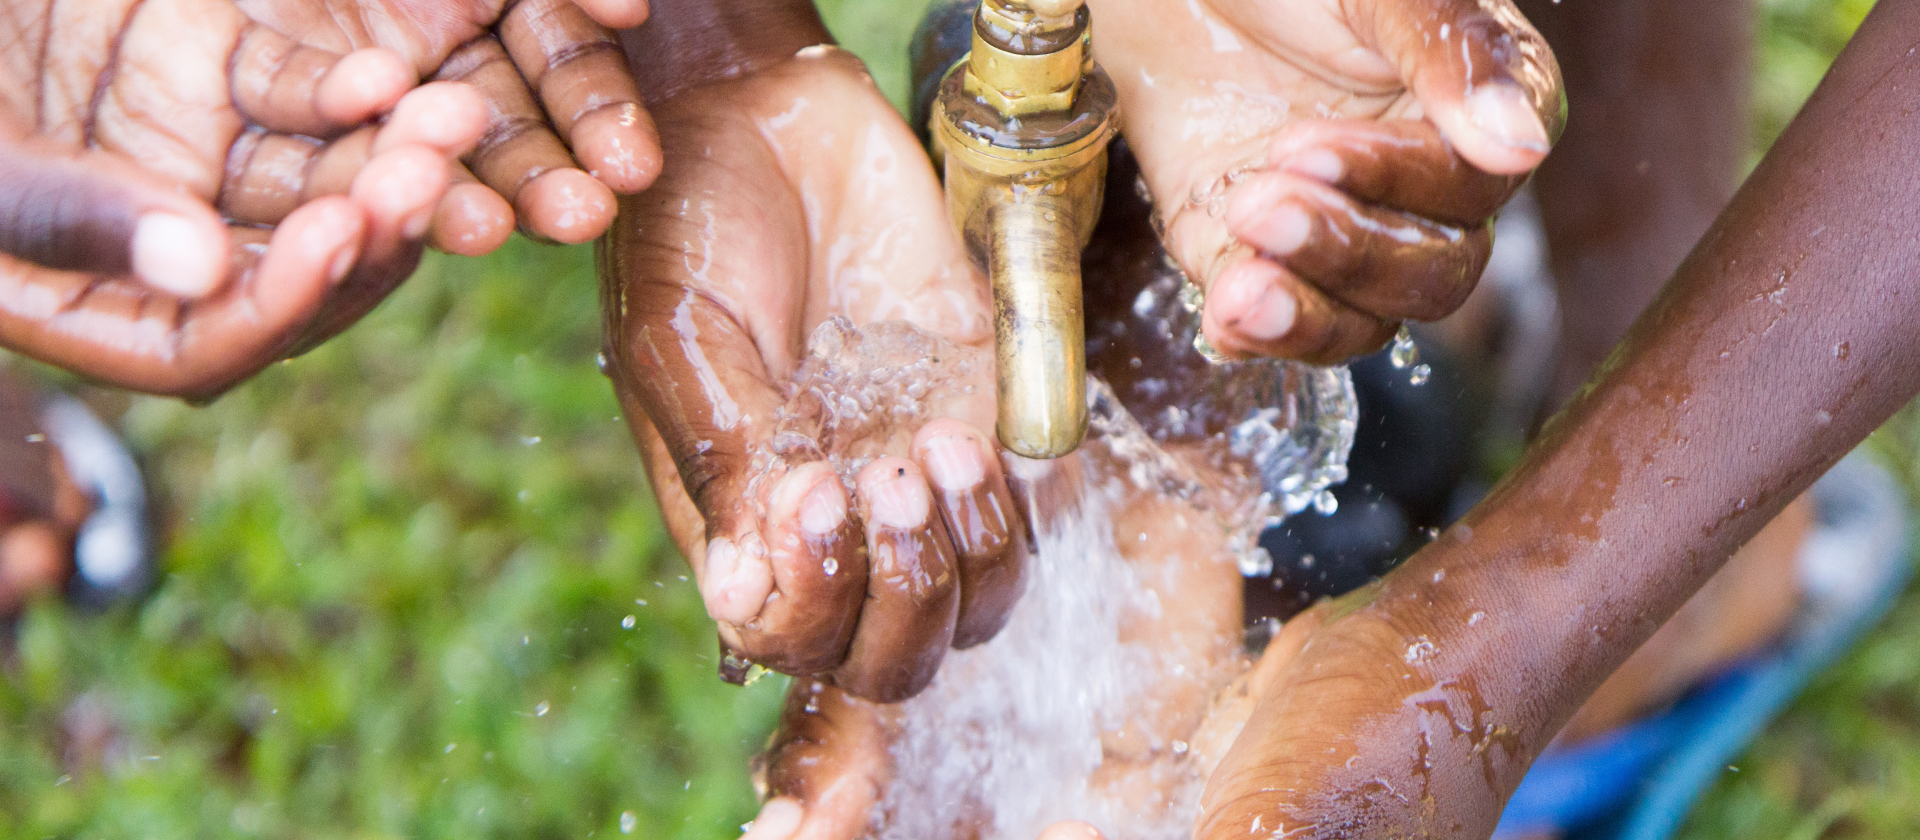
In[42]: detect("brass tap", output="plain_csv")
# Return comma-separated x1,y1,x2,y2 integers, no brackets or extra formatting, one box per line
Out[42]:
933,0,1117,459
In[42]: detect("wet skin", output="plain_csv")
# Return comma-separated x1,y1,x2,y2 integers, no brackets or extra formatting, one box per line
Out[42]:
738,147,1822,840
1189,1,1920,835
602,0,1567,703
0,0,658,398
742,146,1300,840
604,2,1024,703
1079,0,1563,364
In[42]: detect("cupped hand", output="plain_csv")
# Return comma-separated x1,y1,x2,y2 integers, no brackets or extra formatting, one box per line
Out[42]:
0,0,657,397
0,0,496,397
1086,0,1562,363
229,0,659,249
602,47,1025,703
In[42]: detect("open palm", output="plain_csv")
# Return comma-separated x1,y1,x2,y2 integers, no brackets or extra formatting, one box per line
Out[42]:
602,48,1026,703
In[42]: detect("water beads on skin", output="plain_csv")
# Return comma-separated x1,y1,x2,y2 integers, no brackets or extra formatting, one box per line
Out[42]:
746,305,1357,839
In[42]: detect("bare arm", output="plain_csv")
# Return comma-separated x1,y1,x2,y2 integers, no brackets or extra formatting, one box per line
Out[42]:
1200,0,1920,834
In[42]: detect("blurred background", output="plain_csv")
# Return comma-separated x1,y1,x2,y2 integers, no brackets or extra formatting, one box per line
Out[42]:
0,0,1907,837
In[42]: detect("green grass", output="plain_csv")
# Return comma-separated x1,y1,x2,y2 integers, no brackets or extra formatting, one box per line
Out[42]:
0,2,1907,838
2,240,787,839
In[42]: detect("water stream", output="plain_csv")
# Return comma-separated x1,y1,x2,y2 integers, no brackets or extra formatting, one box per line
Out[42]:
755,259,1354,838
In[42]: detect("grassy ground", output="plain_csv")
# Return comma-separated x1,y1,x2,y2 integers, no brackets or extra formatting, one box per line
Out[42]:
0,1,1907,839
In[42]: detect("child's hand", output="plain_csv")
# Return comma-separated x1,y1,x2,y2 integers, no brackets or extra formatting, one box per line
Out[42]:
602,45,1025,703
0,0,656,398
1086,0,1562,363
231,0,659,248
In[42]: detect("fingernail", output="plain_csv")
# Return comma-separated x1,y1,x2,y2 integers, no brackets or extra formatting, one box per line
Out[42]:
402,207,433,240
921,433,985,491
1252,202,1312,256
326,244,357,283
1230,271,1296,341
742,798,804,840
1282,149,1343,183
132,212,222,297
867,468,931,530
798,480,847,536
1467,84,1549,153
699,535,770,625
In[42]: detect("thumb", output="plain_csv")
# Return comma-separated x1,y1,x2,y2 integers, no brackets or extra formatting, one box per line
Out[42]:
0,138,229,297
1357,0,1565,175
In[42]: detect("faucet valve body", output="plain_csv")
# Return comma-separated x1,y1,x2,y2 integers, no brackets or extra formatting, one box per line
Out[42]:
935,0,1117,460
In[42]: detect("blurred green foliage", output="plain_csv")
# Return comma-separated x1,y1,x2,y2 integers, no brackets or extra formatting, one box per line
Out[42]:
0,242,785,839
0,0,1909,838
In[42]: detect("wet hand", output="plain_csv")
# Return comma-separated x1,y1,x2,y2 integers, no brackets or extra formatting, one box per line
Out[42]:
230,0,660,249
602,46,1025,702
0,0,496,396
0,0,656,397
1087,0,1563,363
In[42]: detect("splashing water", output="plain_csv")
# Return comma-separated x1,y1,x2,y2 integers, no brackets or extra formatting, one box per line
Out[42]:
1389,325,1419,370
754,311,1355,840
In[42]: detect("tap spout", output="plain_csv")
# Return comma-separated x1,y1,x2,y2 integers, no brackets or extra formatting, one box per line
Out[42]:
934,0,1117,459
988,193,1087,458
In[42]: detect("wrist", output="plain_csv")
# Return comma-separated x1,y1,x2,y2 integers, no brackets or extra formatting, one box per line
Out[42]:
619,0,835,104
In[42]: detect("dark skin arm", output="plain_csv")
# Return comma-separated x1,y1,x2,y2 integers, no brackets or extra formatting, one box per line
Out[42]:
1197,0,1920,834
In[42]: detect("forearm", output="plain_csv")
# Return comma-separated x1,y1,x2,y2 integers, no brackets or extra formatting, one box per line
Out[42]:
618,0,832,104
1351,0,1920,802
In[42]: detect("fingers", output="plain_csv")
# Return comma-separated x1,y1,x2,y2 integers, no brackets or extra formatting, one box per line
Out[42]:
430,166,516,256
606,276,791,627
1355,0,1564,174
1224,171,1491,322
497,0,662,193
724,462,869,674
220,82,486,229
0,140,230,299
756,680,891,840
282,143,451,351
436,35,617,244
0,196,364,398
1199,256,1398,364
1261,119,1526,225
833,458,960,703
912,420,1023,649
568,0,651,29
229,22,414,137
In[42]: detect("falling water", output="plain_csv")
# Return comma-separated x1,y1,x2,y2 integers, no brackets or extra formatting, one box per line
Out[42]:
752,297,1354,839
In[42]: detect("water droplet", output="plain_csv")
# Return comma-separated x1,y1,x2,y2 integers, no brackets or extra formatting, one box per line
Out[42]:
1170,739,1189,754
522,435,542,445
823,557,839,576
1312,489,1339,515
1236,546,1274,577
1409,363,1431,386
1389,325,1419,369
621,810,638,833
596,351,610,374
535,701,550,717
445,742,457,754
621,615,637,629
